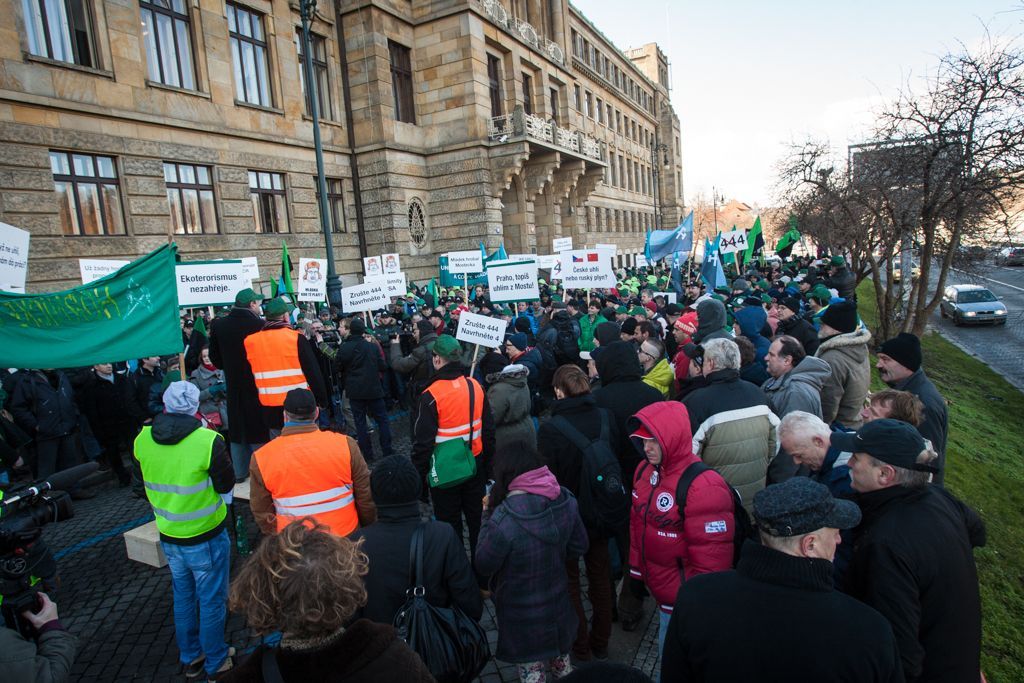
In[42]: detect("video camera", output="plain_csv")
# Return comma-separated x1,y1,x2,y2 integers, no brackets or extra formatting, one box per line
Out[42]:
0,462,96,635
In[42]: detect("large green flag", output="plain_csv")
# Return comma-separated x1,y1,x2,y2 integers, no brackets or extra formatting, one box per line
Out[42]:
270,240,294,297
776,216,802,259
0,244,182,368
743,216,765,265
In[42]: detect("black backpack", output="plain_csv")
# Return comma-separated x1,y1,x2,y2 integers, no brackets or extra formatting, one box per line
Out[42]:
549,413,630,537
675,461,756,566
552,318,581,366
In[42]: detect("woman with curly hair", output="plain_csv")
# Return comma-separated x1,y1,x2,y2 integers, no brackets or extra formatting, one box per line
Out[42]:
222,520,435,683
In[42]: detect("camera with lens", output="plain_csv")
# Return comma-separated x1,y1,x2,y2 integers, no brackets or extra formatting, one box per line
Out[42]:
1,479,75,635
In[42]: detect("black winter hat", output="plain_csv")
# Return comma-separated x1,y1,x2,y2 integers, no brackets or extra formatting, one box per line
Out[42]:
349,317,366,336
820,300,859,334
594,321,620,346
514,317,533,334
416,319,435,337
781,296,802,315
370,455,422,505
620,318,638,335
878,332,922,372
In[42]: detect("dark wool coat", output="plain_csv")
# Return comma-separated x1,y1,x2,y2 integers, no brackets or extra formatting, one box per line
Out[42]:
222,619,436,683
9,371,79,440
890,369,949,485
776,313,821,356
208,307,268,445
352,502,483,625
845,485,985,683
475,482,588,663
592,341,663,480
662,541,903,683
332,335,387,401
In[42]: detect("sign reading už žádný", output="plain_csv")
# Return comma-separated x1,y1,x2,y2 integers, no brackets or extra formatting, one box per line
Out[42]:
364,272,407,298
456,310,506,349
487,260,539,302
382,253,401,274
635,255,649,268
552,237,573,253
297,257,327,302
0,222,30,293
176,261,248,307
240,257,260,283
558,249,616,289
447,250,484,274
719,229,748,255
538,254,560,270
342,281,390,313
80,259,130,284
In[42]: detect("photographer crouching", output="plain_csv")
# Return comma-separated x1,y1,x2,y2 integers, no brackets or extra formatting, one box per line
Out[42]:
0,591,76,682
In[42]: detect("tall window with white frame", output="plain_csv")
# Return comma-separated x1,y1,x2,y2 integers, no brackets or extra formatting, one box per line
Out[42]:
49,151,125,236
389,40,415,124
227,3,272,107
316,177,347,233
249,171,289,233
140,0,196,89
487,54,503,118
23,0,97,67
295,30,332,119
164,162,217,234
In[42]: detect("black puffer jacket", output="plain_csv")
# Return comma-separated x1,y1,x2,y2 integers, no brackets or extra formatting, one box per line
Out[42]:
593,341,663,479
352,502,483,625
324,335,386,401
538,394,619,502
826,266,857,300
9,371,78,441
845,485,985,683
776,313,821,355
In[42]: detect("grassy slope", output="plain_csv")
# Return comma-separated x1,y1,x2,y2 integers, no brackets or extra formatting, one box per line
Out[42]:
856,280,1024,681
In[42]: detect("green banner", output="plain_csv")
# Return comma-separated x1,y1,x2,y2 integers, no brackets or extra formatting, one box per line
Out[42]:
438,256,487,288
0,244,183,368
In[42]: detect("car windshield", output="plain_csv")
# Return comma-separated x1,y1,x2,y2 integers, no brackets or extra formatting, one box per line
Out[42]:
957,290,997,304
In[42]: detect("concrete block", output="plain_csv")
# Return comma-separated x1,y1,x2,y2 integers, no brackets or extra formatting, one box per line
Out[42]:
124,521,167,568
233,479,250,500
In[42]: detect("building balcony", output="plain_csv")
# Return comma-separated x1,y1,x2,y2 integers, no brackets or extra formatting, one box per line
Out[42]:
471,0,565,65
488,109,604,162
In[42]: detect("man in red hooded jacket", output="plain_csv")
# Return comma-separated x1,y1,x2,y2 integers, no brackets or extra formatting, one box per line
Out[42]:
628,401,735,655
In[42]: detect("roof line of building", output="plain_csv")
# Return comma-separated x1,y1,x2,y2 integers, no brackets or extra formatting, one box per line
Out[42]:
567,2,661,93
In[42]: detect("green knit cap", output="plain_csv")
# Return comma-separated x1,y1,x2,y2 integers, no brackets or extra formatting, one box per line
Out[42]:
433,334,462,361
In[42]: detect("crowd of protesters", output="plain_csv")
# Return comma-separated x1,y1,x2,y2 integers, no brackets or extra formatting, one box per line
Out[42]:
0,251,985,683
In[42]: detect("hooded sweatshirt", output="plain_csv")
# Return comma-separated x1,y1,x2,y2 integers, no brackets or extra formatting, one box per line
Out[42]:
475,465,588,662
692,299,732,344
641,358,674,398
628,402,736,613
735,306,771,367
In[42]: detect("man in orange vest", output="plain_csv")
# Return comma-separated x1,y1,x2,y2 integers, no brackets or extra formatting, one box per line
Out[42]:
249,388,376,536
412,334,494,575
243,297,327,434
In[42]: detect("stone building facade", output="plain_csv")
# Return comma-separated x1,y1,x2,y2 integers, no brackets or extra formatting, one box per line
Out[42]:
1,0,683,292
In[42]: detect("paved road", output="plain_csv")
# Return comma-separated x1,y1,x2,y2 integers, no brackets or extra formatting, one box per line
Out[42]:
925,261,1024,391
29,412,659,682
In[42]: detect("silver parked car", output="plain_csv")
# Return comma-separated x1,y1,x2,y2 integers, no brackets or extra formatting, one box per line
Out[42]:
940,285,1008,326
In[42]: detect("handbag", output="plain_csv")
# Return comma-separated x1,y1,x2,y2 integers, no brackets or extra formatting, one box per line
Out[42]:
428,380,478,489
201,410,223,429
393,523,490,683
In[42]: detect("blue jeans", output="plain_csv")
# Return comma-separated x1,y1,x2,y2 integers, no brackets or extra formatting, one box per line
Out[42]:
349,398,392,461
658,610,671,683
161,529,231,675
229,441,264,481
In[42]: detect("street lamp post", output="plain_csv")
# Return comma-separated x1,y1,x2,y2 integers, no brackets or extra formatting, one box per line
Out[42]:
300,0,342,307
650,139,668,229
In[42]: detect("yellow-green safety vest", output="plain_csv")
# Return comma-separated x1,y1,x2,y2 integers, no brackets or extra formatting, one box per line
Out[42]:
134,426,226,540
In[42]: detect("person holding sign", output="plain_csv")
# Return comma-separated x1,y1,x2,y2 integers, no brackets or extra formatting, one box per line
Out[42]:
411,335,495,587
243,298,327,434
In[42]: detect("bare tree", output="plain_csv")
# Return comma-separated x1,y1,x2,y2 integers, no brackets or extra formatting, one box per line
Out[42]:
776,35,1024,339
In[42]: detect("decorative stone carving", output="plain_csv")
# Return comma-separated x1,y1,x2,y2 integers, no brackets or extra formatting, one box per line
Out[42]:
408,198,427,249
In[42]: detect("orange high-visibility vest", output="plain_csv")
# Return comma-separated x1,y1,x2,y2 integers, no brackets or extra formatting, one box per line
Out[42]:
255,430,358,536
426,376,484,456
244,327,308,406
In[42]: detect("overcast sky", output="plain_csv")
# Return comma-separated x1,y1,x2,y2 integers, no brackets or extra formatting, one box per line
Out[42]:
576,0,1022,208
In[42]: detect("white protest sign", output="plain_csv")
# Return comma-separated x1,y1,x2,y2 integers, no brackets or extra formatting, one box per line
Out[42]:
552,237,573,253
365,272,407,298
241,257,260,283
176,261,248,307
487,260,539,302
363,255,383,278
596,243,618,254
455,311,506,349
382,253,401,274
342,281,390,313
635,255,649,268
0,222,30,292
559,249,616,289
663,292,678,304
538,254,560,270
719,229,748,255
447,250,483,274
79,258,130,284
297,257,328,302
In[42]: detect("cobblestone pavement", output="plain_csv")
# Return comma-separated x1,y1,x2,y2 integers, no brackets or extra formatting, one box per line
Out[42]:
926,262,1024,391
35,409,662,682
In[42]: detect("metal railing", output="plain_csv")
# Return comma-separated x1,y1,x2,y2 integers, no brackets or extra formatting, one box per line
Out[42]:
488,109,603,161
473,0,565,65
